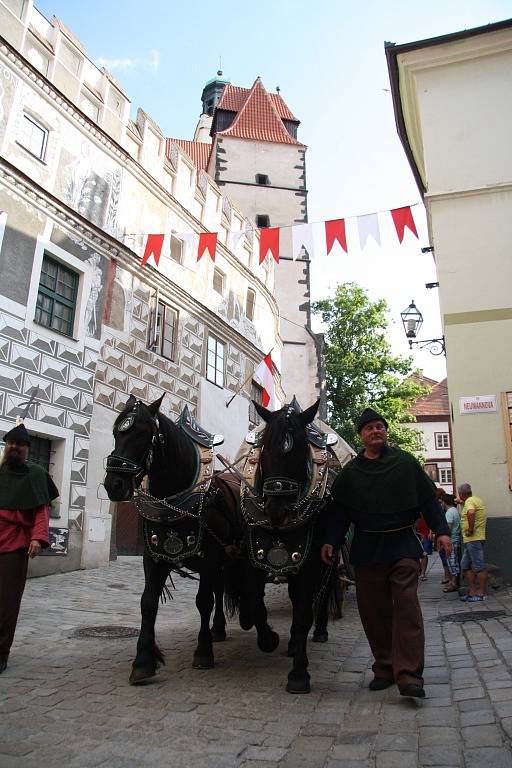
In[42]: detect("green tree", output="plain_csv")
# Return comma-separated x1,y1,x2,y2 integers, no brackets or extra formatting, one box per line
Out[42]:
313,283,430,457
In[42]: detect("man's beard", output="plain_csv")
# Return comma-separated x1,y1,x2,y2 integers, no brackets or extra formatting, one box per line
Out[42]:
3,448,25,470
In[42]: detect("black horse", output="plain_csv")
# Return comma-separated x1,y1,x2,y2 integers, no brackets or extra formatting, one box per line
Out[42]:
104,394,278,684
243,398,342,694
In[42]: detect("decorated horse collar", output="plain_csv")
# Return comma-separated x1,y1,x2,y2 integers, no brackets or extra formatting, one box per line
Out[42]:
240,440,330,508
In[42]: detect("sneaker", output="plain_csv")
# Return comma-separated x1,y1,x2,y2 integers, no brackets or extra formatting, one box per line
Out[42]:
368,677,394,691
466,595,484,602
399,684,425,699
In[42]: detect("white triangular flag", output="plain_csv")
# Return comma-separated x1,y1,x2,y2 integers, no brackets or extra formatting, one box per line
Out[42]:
357,213,381,249
291,223,315,261
228,228,247,254
179,232,199,259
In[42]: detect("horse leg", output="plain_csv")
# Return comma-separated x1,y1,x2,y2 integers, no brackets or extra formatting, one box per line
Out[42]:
286,575,314,694
287,580,297,656
312,590,329,643
211,569,227,642
192,561,216,669
130,555,168,685
253,570,279,653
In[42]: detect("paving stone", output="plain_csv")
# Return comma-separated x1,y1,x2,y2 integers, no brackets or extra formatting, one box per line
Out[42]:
461,724,503,747
331,742,372,760
376,752,419,768
374,733,417,751
419,727,459,745
419,746,461,766
463,748,512,768
460,709,495,726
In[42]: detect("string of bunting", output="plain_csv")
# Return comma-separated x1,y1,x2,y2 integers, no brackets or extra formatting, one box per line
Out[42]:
140,204,419,268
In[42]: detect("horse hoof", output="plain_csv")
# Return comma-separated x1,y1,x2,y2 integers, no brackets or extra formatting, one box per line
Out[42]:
258,630,279,653
211,628,227,642
286,676,311,694
129,666,156,685
239,612,254,631
192,655,214,669
312,631,328,643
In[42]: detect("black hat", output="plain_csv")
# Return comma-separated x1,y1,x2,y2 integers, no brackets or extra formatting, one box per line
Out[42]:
3,423,31,445
357,408,388,433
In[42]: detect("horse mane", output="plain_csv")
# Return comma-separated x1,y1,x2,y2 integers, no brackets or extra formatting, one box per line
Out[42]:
260,407,308,453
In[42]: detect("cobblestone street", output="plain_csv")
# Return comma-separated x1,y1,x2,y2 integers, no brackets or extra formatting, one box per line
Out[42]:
2,555,512,768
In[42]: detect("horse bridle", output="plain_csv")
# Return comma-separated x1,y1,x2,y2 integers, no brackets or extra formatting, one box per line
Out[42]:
105,401,163,485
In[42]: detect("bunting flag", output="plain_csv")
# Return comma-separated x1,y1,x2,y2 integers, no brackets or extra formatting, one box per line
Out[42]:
138,203,420,271
197,232,217,261
325,219,347,255
391,206,418,243
259,227,280,264
141,234,165,267
228,228,247,254
253,352,276,410
292,223,315,261
357,213,381,249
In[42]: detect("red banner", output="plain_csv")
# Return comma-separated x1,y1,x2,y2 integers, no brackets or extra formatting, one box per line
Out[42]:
390,206,418,243
141,234,165,267
259,227,280,264
197,232,217,261
325,219,347,254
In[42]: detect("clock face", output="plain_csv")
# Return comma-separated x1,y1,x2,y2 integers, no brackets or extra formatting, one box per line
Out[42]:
117,414,135,432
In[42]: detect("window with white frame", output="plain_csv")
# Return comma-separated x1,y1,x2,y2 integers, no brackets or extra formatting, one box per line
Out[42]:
213,267,225,295
245,288,256,321
80,93,100,122
4,0,25,18
206,335,225,387
439,467,453,485
249,381,263,425
170,235,183,264
17,113,48,160
148,300,178,361
34,255,79,338
435,432,450,450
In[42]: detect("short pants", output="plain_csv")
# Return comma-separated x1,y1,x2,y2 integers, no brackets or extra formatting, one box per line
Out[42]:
447,543,460,575
461,540,486,573
421,536,433,556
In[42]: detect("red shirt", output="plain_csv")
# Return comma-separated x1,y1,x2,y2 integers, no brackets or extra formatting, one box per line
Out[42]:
415,515,431,539
0,505,50,553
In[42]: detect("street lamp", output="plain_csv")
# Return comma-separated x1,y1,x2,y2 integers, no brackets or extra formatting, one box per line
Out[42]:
400,300,446,356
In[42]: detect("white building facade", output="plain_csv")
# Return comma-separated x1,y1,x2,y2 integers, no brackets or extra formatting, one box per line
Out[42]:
386,19,512,578
0,0,284,572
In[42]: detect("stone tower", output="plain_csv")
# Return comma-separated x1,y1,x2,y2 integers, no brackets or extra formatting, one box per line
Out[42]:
202,77,323,411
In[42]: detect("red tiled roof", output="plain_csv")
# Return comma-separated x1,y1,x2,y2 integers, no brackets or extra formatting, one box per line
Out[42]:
217,83,298,121
166,139,212,172
408,377,449,418
217,78,303,146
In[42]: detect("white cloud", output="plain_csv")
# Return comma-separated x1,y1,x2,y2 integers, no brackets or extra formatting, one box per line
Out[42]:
96,50,161,75
97,56,138,73
146,49,160,74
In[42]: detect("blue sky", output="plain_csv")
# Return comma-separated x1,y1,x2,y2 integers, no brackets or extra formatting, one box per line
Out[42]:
35,0,512,379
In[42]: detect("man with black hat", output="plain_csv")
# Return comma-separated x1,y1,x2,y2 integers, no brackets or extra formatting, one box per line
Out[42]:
321,407,451,699
0,422,59,673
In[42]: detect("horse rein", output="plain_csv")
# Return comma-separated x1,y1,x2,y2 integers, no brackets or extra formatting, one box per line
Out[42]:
105,401,162,485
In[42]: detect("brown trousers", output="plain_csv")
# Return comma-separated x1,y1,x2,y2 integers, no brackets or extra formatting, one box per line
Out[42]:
355,558,424,689
0,548,29,659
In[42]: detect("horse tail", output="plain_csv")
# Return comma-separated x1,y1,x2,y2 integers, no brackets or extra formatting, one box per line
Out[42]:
223,558,243,618
314,561,344,624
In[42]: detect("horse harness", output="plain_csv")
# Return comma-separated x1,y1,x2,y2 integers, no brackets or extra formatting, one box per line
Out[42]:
108,402,230,569
238,421,334,579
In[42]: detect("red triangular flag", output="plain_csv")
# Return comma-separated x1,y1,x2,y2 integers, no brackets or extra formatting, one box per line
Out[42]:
141,234,165,267
253,352,276,409
325,219,347,254
259,227,280,264
197,232,217,261
390,207,418,243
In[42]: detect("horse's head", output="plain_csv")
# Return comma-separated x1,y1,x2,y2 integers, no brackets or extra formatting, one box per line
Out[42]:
253,398,320,528
104,394,164,502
